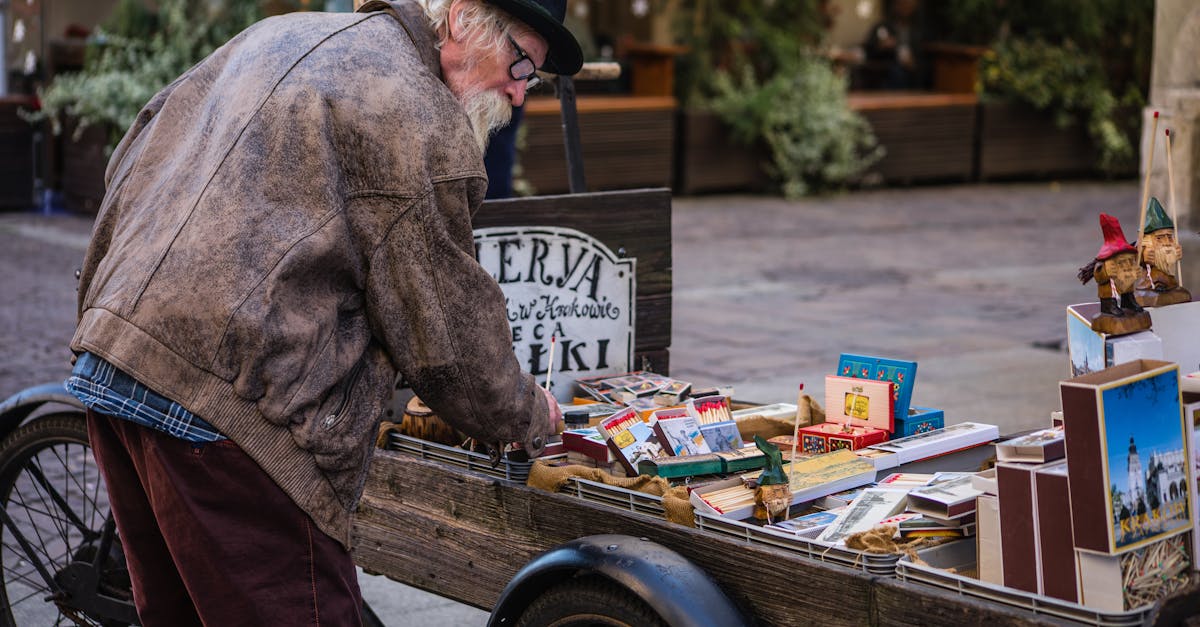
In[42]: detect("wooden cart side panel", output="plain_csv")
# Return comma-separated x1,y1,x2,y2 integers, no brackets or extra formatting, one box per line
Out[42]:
872,578,1066,627
352,451,876,625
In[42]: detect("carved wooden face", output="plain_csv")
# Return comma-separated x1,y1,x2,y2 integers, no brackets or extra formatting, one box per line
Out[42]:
1105,252,1141,292
1142,229,1183,273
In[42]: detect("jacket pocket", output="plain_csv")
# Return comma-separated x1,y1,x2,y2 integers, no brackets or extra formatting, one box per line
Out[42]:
320,358,366,431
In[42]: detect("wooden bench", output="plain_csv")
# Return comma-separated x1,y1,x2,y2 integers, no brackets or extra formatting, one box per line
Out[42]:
849,90,979,185
518,95,677,196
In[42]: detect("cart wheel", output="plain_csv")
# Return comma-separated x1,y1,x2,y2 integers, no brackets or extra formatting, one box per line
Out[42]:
515,575,667,627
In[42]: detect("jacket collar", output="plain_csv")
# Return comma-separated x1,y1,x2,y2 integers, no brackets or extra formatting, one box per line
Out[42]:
357,0,443,80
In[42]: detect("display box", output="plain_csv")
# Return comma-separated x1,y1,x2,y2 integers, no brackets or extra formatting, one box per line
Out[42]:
996,460,1060,593
1066,303,1163,377
1145,300,1200,374
1060,359,1193,555
1076,534,1191,613
893,406,944,437
975,493,1003,585
1034,461,1077,602
797,422,889,454
836,353,916,422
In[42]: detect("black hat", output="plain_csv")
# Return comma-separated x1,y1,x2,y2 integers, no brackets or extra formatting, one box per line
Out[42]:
485,0,583,75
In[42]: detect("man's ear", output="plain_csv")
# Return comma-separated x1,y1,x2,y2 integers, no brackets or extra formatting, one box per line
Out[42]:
446,0,465,42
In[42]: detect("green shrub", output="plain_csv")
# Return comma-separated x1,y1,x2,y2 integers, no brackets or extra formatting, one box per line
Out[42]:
675,0,880,197
27,0,260,151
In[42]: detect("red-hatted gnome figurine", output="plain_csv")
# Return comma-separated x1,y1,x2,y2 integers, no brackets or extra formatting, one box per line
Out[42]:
1078,213,1152,335
1134,197,1191,307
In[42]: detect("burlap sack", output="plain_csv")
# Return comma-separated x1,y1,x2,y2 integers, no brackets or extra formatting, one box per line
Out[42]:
527,461,695,527
735,393,825,440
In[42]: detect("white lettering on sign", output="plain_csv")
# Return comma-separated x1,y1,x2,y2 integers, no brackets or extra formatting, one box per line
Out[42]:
474,226,635,401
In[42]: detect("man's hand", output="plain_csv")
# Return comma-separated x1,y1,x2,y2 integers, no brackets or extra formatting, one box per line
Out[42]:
541,387,564,435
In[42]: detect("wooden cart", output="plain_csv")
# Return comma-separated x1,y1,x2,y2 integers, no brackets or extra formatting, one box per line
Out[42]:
349,189,1198,626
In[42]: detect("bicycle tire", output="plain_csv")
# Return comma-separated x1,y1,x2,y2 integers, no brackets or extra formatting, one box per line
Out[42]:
515,575,667,627
0,412,131,627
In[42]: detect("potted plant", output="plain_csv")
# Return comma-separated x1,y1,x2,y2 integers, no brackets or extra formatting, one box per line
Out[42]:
26,0,259,213
673,0,881,197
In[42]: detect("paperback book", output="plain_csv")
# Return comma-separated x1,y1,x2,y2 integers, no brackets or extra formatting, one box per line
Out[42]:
816,488,909,544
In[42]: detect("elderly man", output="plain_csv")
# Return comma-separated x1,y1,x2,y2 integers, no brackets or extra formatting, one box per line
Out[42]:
65,0,578,624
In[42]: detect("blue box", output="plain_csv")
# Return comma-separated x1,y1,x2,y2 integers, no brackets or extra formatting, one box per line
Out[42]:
893,406,944,437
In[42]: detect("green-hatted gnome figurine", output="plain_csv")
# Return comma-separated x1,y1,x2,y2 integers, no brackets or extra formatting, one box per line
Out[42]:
1134,197,1191,307
1078,213,1152,336
751,435,792,523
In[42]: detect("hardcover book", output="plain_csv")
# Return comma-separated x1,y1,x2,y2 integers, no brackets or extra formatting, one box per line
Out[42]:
906,474,983,519
995,427,1066,464
1060,359,1192,554
867,422,1000,464
816,488,909,544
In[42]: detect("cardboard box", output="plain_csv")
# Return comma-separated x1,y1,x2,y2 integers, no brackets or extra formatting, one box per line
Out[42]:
1034,461,1077,602
1060,359,1192,554
1066,303,1163,377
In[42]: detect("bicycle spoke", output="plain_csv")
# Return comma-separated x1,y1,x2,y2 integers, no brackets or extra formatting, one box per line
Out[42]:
32,446,96,536
12,481,65,573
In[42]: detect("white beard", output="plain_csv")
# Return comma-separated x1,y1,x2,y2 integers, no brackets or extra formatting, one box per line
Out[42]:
1153,245,1181,276
458,88,513,151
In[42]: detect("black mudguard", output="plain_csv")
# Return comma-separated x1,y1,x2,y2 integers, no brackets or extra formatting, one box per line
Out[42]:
488,534,747,627
0,381,86,441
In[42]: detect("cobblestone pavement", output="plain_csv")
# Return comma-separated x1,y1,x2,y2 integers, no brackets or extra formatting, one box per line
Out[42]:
0,180,1138,624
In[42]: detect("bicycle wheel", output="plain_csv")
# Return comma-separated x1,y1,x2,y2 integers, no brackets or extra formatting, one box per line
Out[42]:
0,412,131,626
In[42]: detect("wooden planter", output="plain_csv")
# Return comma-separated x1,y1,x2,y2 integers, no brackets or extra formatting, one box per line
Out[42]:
675,109,769,195
850,92,978,184
0,96,37,211
59,118,109,214
977,101,1095,180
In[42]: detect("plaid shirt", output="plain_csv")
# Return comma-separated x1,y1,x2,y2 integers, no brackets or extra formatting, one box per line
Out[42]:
67,352,226,443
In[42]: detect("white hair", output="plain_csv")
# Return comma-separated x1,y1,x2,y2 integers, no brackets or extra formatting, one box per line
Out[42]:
421,0,534,63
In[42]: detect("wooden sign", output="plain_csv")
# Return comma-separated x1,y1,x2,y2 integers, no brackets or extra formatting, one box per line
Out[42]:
475,226,635,401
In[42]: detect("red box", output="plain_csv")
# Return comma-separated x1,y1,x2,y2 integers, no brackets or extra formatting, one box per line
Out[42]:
797,422,889,454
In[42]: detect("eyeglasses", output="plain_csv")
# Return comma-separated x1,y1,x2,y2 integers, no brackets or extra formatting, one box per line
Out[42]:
507,35,541,91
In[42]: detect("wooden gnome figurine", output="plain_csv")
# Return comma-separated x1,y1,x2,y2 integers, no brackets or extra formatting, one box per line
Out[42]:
1134,197,1191,307
1078,213,1152,336
751,435,792,524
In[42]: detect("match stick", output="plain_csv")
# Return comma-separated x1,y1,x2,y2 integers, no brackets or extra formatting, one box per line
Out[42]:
544,335,556,392
1138,111,1160,253
1166,129,1183,285
788,383,804,495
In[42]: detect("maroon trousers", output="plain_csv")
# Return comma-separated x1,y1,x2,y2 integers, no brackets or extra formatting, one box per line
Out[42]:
86,409,362,626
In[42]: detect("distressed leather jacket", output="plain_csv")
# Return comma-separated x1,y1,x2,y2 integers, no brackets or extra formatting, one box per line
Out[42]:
72,0,549,547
